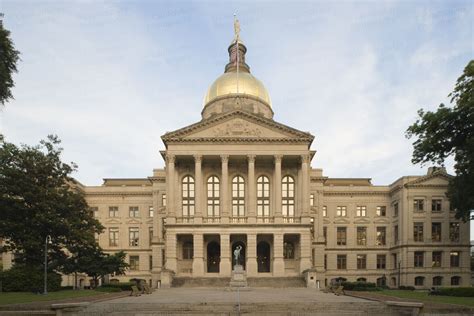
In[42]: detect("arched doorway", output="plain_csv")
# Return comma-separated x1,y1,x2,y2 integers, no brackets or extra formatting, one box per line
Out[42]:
232,241,246,269
207,241,220,273
257,241,270,272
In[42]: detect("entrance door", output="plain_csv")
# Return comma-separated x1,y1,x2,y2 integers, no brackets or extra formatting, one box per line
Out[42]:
257,241,271,272
207,241,220,273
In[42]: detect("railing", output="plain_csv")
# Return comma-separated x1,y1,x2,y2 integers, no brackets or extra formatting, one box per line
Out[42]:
176,216,194,223
256,216,274,223
203,217,220,223
283,216,301,223
230,216,248,223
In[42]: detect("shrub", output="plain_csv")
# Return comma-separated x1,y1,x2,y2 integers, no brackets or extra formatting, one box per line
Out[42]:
96,286,121,293
102,282,134,291
431,288,474,297
399,285,415,291
61,286,74,290
0,265,62,292
341,281,377,291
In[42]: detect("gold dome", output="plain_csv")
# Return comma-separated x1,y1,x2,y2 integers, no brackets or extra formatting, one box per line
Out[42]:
203,71,272,107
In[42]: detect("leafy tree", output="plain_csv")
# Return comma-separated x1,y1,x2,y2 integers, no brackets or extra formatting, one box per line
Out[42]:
0,135,104,268
406,60,474,221
64,248,128,288
0,20,20,105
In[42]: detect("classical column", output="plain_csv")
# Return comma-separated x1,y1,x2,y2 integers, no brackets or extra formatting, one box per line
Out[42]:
299,232,312,272
221,155,229,224
192,233,204,276
273,233,285,276
166,154,175,217
165,232,177,272
301,154,310,216
246,234,258,276
219,234,231,276
194,154,203,223
247,155,256,222
274,155,282,222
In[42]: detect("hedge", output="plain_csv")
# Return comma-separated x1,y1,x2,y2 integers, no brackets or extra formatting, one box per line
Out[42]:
431,287,474,297
103,282,134,291
0,265,62,292
341,281,381,291
399,285,415,291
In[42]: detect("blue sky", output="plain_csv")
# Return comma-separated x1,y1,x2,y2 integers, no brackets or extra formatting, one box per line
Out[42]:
0,0,472,227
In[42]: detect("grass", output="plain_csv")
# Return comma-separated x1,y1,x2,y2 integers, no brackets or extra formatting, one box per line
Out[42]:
0,290,107,306
378,290,474,307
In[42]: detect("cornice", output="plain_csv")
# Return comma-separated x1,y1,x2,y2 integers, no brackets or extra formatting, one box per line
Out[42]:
86,192,153,197
148,176,166,183
163,137,312,144
323,191,389,197
405,184,448,189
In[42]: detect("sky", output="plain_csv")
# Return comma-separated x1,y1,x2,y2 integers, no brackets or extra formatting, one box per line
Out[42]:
0,1,472,230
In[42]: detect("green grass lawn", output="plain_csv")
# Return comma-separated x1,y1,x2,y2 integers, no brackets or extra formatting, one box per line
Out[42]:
378,290,474,307
0,290,106,306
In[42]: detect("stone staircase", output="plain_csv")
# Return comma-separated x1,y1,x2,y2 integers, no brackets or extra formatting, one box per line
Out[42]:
171,277,305,288
172,277,231,287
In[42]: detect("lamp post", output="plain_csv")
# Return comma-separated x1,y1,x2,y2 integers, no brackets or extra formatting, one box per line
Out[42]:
44,235,51,295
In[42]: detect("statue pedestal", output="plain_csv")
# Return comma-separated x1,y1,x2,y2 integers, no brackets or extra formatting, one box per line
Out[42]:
229,265,248,288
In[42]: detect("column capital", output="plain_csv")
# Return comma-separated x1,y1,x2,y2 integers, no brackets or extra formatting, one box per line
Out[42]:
221,154,229,163
247,154,256,163
194,154,202,163
274,155,283,163
166,154,175,163
301,154,310,164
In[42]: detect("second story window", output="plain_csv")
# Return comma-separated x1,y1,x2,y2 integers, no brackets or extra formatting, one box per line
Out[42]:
394,225,399,244
149,206,154,218
414,251,424,267
357,227,367,246
109,228,119,246
109,206,119,218
309,194,314,207
432,251,442,267
393,202,399,217
257,176,270,217
376,206,386,216
356,206,367,217
129,227,139,247
162,194,167,207
449,222,460,242
336,206,347,217
337,227,347,245
91,207,99,218
129,206,139,218
450,251,460,267
432,222,442,242
182,176,195,217
431,199,442,212
376,227,386,246
414,222,424,242
207,176,220,217
232,176,245,217
282,176,295,217
414,199,424,212
323,206,327,217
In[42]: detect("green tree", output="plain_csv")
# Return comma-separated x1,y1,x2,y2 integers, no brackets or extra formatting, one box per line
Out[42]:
406,60,474,221
0,134,104,268
0,19,20,105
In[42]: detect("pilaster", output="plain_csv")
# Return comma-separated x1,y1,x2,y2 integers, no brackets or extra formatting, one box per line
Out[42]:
273,233,285,276
274,155,282,223
192,233,204,276
247,155,256,223
220,234,231,276
246,234,258,276
221,155,229,224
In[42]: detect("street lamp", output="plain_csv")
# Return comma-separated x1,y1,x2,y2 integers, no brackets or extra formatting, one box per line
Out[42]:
44,235,51,295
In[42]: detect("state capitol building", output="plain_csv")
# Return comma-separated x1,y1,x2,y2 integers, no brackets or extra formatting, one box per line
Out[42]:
51,30,471,289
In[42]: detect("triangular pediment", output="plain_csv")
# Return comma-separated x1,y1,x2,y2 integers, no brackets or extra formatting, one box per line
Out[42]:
334,218,350,224
406,171,452,188
162,111,314,144
126,219,143,225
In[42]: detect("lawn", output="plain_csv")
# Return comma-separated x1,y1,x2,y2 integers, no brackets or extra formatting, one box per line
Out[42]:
378,290,474,307
0,290,106,306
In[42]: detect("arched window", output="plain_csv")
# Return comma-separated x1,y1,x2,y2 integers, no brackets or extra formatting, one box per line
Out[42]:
283,241,294,259
451,276,461,286
376,277,387,287
357,277,367,282
183,241,193,260
257,176,270,217
207,176,220,217
282,176,295,217
182,176,195,217
433,276,443,286
232,176,245,217
414,276,425,286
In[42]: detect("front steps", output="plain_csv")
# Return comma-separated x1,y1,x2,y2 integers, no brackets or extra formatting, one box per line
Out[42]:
171,277,305,288
172,277,231,287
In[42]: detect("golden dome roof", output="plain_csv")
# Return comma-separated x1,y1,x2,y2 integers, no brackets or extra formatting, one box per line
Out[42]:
203,71,272,107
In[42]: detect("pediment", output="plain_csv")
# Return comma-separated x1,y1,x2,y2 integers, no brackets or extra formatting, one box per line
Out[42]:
373,218,390,224
162,111,313,143
406,171,451,188
105,218,121,225
334,218,350,224
126,219,143,225
354,218,371,224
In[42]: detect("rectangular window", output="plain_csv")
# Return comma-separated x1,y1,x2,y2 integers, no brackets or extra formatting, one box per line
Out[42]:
129,255,139,270
149,206,154,218
109,206,119,218
356,206,367,217
91,207,99,218
129,206,139,218
414,199,424,212
376,227,386,246
432,222,442,242
414,223,424,242
129,227,139,247
450,251,460,267
415,276,425,286
432,251,442,267
324,254,327,270
149,255,153,270
377,254,386,269
337,227,347,246
323,206,327,217
337,254,347,269
162,194,167,207
451,276,460,286
376,206,386,217
392,253,397,269
393,202,399,217
357,254,366,269
449,222,460,242
394,225,399,244
357,227,367,246
414,251,424,268
336,206,347,217
323,227,327,245
431,199,442,212
310,194,314,206
109,228,119,247
149,227,153,245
